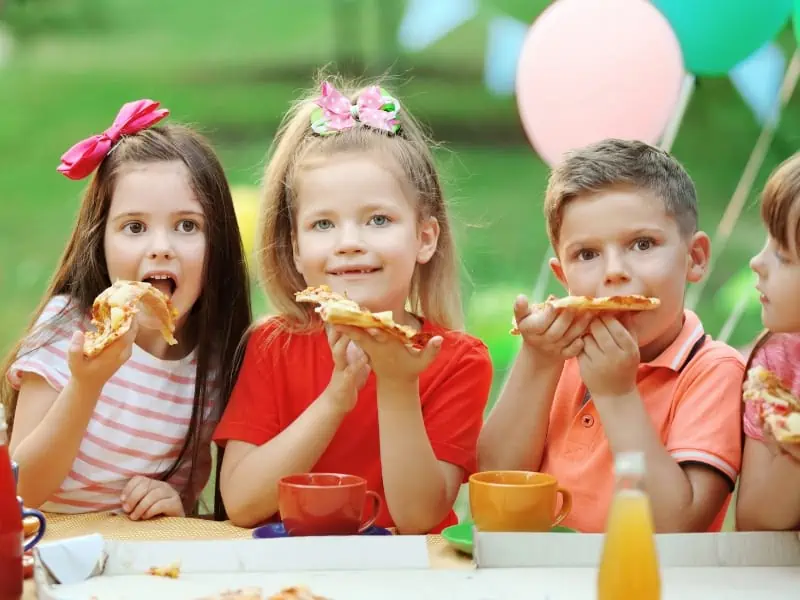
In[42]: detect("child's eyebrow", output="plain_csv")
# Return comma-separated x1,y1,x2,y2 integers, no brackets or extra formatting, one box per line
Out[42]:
109,211,148,222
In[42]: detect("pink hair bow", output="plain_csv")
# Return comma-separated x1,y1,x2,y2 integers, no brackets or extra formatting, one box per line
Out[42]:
311,82,400,136
57,99,169,180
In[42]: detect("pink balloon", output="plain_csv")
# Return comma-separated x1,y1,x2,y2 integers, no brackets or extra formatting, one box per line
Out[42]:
516,0,685,166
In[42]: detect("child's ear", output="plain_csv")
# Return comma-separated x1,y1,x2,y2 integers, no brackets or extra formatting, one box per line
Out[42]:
687,232,711,283
416,216,440,264
549,256,569,289
292,235,304,275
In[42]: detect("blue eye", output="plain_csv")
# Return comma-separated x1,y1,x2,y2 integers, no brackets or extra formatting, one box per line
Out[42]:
369,215,390,227
312,219,334,231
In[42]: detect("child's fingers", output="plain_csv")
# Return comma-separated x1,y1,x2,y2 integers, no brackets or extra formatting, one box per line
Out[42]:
128,486,170,521
67,331,85,360
562,336,585,358
140,496,184,520
121,475,153,512
331,334,351,368
345,339,366,365
513,295,532,322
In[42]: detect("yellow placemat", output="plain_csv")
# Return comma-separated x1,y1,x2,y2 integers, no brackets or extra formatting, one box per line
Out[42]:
42,512,252,541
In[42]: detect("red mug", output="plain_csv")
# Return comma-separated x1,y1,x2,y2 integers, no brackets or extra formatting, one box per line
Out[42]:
278,473,382,536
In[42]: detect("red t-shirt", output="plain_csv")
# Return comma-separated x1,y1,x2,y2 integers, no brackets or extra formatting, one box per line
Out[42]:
213,317,493,532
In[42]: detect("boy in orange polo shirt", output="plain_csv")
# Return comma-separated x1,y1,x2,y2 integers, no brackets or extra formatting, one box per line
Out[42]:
478,139,743,533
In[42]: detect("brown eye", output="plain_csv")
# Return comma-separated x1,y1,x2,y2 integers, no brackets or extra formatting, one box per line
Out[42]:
123,222,145,234
177,220,197,233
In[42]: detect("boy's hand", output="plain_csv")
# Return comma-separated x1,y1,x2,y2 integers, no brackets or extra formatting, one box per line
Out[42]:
513,295,593,363
67,322,138,391
577,315,639,398
121,476,185,520
323,327,371,414
333,325,442,385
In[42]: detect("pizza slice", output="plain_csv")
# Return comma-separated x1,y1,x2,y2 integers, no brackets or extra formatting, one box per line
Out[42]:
510,294,660,334
295,284,433,350
83,280,179,357
744,365,800,443
147,560,181,578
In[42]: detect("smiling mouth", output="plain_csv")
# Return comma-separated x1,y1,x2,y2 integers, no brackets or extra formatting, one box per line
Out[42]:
329,268,382,276
143,274,177,297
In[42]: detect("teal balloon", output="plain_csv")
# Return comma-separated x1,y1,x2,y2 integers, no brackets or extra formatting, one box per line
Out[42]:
653,0,792,76
465,286,522,371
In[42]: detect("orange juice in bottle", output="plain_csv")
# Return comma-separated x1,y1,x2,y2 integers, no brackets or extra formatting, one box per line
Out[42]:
597,451,660,600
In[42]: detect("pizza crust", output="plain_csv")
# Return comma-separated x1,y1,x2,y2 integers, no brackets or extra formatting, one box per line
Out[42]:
83,280,179,357
294,285,432,349
510,294,660,334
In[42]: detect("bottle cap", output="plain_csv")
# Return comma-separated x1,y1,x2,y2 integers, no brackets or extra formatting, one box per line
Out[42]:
615,451,646,476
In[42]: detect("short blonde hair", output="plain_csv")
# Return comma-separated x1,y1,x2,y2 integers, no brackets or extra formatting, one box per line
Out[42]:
256,76,463,331
544,138,698,250
761,153,800,254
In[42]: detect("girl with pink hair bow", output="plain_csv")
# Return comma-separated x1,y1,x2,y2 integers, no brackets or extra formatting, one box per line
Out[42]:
1,100,251,521
214,77,492,534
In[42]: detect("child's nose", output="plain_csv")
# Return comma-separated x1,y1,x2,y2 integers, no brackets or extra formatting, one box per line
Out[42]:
334,224,365,254
603,254,630,285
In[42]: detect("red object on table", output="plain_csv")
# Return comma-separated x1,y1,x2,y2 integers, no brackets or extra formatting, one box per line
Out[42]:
0,404,23,599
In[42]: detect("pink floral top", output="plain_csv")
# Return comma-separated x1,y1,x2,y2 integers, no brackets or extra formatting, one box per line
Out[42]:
743,333,800,440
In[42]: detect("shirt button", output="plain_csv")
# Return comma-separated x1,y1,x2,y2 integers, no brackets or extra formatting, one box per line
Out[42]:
581,414,594,428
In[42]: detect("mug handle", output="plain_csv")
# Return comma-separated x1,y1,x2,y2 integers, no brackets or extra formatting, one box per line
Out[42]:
552,487,572,528
357,491,382,533
22,507,46,552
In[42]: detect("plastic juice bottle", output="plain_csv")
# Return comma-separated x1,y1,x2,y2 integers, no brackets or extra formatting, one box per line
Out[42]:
597,451,660,600
0,403,22,599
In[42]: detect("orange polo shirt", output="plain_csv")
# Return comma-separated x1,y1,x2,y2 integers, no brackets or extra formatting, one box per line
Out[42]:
540,310,743,533
214,317,493,533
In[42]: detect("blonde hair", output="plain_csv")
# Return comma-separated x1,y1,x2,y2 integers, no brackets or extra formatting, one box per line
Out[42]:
761,153,800,254
257,76,463,331
544,138,698,250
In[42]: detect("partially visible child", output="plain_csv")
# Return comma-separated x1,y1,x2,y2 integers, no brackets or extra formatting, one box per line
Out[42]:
214,78,492,533
736,154,800,531
478,139,743,533
1,99,251,519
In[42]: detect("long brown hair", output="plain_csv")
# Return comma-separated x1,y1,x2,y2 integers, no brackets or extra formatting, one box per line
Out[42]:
0,124,252,517
258,75,463,332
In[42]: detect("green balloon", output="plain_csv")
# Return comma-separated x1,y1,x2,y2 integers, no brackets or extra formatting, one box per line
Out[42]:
653,0,792,76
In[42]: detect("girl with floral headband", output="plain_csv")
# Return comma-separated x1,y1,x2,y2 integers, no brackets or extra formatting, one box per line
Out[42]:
1,100,251,520
214,78,492,533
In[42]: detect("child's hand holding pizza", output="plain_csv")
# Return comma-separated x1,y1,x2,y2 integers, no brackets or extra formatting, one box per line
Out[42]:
67,321,139,392
512,295,593,363
335,325,442,385
577,314,640,398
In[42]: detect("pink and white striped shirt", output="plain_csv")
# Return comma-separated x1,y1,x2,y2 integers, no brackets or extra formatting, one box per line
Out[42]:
743,333,800,441
7,295,213,513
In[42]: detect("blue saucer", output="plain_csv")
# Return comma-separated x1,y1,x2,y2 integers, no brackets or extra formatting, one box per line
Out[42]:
252,522,392,538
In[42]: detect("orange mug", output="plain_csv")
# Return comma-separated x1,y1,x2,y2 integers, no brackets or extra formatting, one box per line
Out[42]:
469,470,572,532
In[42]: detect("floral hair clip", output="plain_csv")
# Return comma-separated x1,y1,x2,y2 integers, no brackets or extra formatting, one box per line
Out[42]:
310,81,401,136
57,99,169,180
